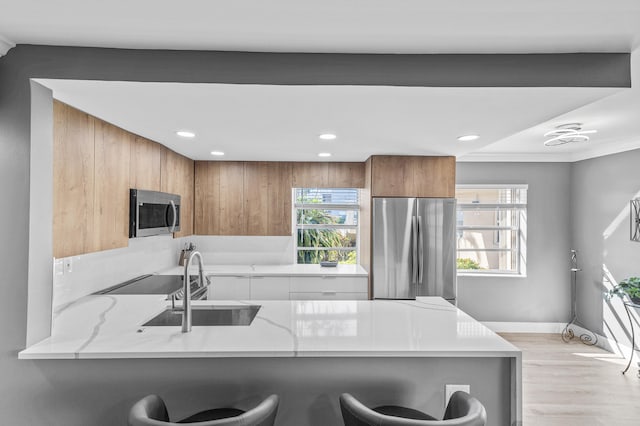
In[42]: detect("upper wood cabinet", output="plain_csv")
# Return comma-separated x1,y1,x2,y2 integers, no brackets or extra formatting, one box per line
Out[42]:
53,101,96,258
194,162,221,235
218,162,245,235
195,161,366,236
243,162,270,236
194,161,245,236
93,119,132,252
195,161,293,236
130,136,161,191
161,148,195,238
369,155,456,197
328,162,366,188
245,162,292,236
265,162,293,235
292,162,365,188
53,101,194,257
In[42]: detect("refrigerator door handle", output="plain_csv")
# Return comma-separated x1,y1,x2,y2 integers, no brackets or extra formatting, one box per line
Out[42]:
417,215,424,283
412,215,418,284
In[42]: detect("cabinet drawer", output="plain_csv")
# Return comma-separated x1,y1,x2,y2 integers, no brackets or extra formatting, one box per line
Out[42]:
208,276,251,300
290,292,368,300
250,276,290,300
290,276,368,293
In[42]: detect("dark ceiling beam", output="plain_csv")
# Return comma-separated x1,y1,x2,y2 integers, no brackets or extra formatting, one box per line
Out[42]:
5,45,630,88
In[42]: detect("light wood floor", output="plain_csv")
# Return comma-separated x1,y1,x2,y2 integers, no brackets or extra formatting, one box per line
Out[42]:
500,333,640,426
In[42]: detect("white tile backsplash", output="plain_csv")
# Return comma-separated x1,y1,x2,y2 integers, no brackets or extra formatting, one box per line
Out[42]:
52,235,182,312
52,235,297,312
186,235,295,265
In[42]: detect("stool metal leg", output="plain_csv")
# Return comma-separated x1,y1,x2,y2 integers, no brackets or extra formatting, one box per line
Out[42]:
622,303,636,375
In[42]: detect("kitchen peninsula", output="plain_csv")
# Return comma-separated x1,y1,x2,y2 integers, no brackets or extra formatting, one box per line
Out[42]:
25,97,518,425
20,291,521,426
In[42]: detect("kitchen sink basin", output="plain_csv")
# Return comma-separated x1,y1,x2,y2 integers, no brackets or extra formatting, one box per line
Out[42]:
143,305,261,327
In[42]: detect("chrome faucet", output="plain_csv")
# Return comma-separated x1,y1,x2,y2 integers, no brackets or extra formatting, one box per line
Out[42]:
182,251,205,333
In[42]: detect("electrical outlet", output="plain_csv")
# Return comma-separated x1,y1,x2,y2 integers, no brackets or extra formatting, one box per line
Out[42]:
64,257,73,274
445,384,470,409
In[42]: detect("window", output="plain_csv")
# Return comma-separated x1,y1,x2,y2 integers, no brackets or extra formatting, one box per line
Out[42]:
456,185,527,275
294,188,359,264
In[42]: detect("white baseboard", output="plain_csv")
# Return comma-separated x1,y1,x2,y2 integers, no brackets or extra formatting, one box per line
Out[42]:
482,321,565,334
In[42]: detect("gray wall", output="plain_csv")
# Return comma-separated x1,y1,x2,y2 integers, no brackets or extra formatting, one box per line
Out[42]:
27,81,54,346
456,162,573,323
571,148,640,345
0,45,628,425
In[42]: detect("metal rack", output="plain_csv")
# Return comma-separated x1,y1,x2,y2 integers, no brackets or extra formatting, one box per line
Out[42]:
561,250,598,346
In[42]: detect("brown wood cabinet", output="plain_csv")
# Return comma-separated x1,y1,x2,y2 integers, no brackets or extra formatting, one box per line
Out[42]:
292,162,365,188
93,119,131,252
243,162,293,236
243,162,269,235
194,162,221,235
195,161,293,236
266,162,293,235
161,148,195,238
328,162,366,188
196,161,366,236
130,136,161,191
218,162,245,235
369,155,455,197
53,101,96,258
53,101,195,257
194,161,246,236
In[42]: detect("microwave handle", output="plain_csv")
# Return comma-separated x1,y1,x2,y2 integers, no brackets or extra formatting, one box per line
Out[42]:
169,200,177,233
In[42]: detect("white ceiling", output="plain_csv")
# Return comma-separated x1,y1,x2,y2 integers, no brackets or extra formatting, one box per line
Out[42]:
462,87,640,162
9,1,640,162
461,49,640,162
38,79,622,162
2,1,640,55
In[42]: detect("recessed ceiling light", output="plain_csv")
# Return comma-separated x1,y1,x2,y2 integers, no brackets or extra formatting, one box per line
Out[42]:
319,133,337,140
457,134,480,142
176,130,196,138
210,151,225,156
318,153,332,157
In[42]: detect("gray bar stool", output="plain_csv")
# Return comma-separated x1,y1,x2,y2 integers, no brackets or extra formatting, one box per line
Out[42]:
128,394,279,426
340,391,486,426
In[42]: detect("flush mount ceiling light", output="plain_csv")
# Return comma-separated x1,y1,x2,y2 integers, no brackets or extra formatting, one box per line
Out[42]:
319,133,337,141
210,151,225,156
176,130,196,138
544,123,597,147
457,134,480,142
318,152,332,157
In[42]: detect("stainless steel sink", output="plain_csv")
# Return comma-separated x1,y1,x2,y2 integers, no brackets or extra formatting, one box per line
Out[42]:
143,305,261,327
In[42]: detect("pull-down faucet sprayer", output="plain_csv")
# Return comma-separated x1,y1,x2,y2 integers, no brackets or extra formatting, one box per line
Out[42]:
181,251,205,333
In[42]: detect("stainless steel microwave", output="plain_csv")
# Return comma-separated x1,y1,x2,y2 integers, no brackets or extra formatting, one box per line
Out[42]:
129,189,181,238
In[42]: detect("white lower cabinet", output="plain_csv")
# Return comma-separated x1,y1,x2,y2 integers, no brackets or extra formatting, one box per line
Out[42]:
208,276,251,300
207,274,368,300
290,291,368,300
250,276,290,300
289,276,368,300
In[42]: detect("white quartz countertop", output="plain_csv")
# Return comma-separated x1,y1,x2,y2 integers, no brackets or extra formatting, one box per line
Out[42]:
20,297,519,360
159,263,368,277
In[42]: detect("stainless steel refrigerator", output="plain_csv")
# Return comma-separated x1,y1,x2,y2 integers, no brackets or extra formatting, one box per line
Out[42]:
372,198,457,302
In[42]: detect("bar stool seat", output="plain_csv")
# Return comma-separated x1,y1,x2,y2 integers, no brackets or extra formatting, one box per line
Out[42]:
128,394,279,426
340,391,486,426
